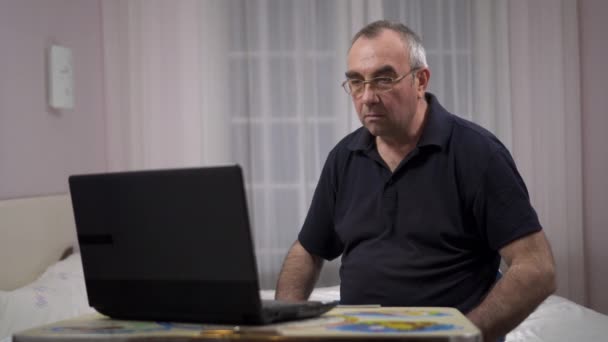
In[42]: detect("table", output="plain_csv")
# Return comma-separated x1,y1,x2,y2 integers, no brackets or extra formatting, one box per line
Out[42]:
14,306,481,341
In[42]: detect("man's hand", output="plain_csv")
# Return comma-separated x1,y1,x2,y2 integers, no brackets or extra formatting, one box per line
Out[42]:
466,230,556,341
275,240,324,301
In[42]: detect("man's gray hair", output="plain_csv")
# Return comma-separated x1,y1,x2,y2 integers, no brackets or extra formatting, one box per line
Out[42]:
351,20,428,69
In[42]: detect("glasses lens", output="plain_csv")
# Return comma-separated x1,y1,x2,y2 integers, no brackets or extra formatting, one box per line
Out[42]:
343,76,400,96
348,80,363,95
373,78,394,92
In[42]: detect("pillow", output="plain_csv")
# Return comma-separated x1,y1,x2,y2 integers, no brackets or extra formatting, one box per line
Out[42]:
260,285,340,302
0,253,95,341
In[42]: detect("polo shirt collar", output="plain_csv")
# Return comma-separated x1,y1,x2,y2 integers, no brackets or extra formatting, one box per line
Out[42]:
348,127,375,152
417,92,452,150
347,92,453,152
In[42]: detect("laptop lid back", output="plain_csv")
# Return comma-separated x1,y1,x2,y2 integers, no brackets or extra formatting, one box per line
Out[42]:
69,165,264,323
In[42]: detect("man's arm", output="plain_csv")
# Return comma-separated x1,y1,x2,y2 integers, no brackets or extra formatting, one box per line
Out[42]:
466,230,556,341
275,240,324,301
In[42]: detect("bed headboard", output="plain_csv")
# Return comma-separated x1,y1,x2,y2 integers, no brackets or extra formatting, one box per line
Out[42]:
0,194,76,290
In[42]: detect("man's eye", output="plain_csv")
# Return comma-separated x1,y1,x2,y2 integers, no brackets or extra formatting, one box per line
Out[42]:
349,80,364,86
375,77,394,85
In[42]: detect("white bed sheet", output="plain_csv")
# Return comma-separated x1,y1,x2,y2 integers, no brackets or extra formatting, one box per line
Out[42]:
506,294,608,341
0,254,95,342
3,255,607,342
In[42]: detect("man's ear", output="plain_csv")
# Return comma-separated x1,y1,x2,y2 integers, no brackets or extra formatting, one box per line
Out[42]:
416,68,431,96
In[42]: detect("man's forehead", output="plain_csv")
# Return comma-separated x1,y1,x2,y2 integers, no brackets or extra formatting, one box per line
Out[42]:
347,32,409,75
349,30,408,56
345,64,397,78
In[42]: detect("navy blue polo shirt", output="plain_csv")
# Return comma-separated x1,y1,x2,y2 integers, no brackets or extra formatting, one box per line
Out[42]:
298,93,541,313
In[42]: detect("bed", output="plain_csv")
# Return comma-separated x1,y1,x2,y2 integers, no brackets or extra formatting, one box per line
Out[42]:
2,195,608,342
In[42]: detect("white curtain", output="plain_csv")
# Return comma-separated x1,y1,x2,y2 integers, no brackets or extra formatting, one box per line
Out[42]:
224,0,357,288
508,0,585,304
222,0,525,289
102,0,586,303
221,0,491,288
102,0,205,170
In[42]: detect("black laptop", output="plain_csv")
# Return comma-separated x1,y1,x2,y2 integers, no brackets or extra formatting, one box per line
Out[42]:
68,165,337,325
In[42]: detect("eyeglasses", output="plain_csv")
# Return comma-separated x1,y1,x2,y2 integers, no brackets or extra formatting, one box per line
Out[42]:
341,68,420,96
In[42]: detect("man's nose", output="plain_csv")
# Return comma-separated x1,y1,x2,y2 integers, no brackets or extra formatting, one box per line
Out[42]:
360,83,379,104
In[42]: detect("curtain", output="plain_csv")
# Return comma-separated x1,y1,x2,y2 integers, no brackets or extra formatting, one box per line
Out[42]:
101,0,586,303
508,0,585,305
224,0,492,288
224,0,357,288
102,0,206,170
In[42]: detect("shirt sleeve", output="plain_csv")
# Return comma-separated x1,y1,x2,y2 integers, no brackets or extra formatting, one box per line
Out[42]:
473,147,542,251
298,149,344,260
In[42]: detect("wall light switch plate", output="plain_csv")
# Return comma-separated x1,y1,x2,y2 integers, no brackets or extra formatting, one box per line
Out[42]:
48,45,74,109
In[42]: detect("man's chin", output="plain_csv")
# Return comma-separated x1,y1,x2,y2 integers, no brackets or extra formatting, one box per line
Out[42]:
364,124,384,137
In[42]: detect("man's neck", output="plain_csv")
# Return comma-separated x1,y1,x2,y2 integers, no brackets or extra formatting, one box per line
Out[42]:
377,96,428,151
375,97,429,172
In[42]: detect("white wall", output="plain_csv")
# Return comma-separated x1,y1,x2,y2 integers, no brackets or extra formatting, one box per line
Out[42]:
579,0,608,314
0,0,106,200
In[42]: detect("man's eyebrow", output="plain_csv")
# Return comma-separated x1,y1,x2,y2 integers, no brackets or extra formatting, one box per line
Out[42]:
345,65,398,79
345,70,361,79
371,65,398,77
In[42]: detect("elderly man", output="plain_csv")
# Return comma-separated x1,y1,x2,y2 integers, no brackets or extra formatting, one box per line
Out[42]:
275,20,555,342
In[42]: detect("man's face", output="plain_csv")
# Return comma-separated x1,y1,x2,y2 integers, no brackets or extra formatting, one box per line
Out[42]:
346,30,422,138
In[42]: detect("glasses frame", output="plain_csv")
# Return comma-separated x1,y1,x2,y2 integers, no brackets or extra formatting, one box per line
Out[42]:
341,68,420,97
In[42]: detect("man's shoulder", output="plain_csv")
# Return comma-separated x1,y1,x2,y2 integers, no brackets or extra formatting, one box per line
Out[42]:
318,127,368,183
327,127,368,160
448,114,506,158
423,93,505,158
442,112,517,189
